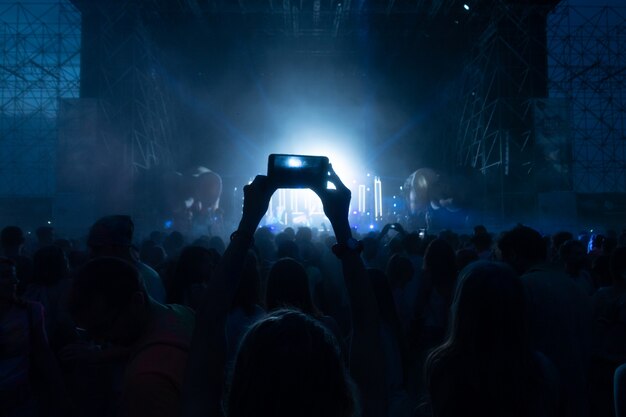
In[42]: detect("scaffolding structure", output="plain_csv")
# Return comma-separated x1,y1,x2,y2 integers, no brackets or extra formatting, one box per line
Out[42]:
94,1,177,173
67,0,179,219
548,4,626,193
0,1,81,197
453,0,556,221
455,1,626,202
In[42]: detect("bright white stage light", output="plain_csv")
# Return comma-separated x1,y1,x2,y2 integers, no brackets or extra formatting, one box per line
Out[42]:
463,4,470,10
263,126,370,226
273,127,364,184
287,157,303,168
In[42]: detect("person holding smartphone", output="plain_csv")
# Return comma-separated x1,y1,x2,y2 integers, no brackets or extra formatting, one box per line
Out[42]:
182,160,386,417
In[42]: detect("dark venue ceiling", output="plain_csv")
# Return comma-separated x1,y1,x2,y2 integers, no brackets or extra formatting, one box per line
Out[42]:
68,0,557,178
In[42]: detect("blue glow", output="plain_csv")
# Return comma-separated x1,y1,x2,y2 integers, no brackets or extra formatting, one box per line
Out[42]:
164,220,173,229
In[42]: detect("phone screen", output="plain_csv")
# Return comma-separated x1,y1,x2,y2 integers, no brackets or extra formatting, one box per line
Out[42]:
268,154,329,188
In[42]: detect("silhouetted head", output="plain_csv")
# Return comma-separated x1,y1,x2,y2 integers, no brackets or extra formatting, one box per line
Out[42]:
386,254,414,290
470,231,492,253
295,227,312,243
283,227,296,241
163,231,185,258
560,239,587,275
226,309,357,417
35,226,54,246
87,215,134,259
497,225,546,274
423,239,457,289
53,238,72,255
474,225,488,235
551,231,573,260
69,257,149,345
448,261,526,353
33,245,69,286
168,246,214,304
266,258,318,316
1,226,25,252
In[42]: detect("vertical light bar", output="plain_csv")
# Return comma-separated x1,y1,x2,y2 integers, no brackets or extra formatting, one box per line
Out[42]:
290,189,297,212
278,188,286,209
358,185,366,212
374,176,382,219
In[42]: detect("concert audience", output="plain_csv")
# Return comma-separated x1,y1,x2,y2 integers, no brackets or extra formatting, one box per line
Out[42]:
3,165,626,417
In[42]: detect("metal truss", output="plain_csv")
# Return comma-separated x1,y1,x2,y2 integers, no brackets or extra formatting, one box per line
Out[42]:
455,1,552,182
547,4,626,193
96,0,177,174
0,1,80,197
456,1,626,195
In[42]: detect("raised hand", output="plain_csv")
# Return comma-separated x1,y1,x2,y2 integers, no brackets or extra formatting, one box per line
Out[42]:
311,164,352,241
238,175,277,234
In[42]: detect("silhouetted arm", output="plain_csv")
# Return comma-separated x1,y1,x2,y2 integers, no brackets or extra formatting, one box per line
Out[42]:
182,176,275,417
313,166,387,417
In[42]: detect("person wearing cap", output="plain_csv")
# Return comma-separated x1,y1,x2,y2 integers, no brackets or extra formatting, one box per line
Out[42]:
87,215,166,303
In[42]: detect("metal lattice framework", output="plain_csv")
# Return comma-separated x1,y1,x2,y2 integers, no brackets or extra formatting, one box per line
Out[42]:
0,1,80,197
96,1,177,173
455,1,552,182
456,1,626,196
548,4,626,193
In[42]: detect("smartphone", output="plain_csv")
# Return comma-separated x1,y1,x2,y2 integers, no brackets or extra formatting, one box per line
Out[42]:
267,154,329,189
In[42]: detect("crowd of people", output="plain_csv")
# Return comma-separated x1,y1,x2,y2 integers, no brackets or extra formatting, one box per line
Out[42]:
2,166,626,417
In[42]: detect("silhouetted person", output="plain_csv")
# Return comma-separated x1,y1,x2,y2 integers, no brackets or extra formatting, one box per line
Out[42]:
0,257,72,416
266,257,344,349
1,226,33,296
35,226,55,249
560,240,594,295
470,227,493,260
498,225,592,417
551,231,574,262
426,261,558,417
226,251,265,362
590,247,626,417
68,257,195,417
22,245,75,352
168,245,215,310
183,166,386,417
368,268,412,417
87,215,166,303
